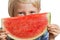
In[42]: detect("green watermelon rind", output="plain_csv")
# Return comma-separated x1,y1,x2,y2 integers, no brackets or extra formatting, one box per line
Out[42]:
2,13,51,40
47,12,51,24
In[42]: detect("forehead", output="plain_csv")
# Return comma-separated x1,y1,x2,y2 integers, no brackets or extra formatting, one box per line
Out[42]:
15,3,38,11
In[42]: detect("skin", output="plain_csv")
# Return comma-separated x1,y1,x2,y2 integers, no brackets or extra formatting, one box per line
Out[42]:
0,3,60,40
14,3,39,16
48,24,60,40
0,29,7,40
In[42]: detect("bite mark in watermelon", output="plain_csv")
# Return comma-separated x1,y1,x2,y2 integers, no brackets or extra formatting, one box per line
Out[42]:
2,12,51,40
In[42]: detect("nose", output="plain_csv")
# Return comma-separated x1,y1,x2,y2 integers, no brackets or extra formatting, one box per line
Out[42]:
25,12,30,15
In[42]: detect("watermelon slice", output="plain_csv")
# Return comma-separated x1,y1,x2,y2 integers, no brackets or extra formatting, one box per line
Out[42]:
2,12,51,40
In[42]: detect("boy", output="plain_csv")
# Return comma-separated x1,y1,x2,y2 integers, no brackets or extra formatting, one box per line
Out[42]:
0,0,60,40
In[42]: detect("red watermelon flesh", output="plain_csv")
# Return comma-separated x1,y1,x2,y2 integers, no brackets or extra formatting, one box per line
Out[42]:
2,13,51,40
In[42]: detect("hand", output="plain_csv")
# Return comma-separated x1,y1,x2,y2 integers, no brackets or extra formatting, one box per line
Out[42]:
0,29,7,40
48,24,60,40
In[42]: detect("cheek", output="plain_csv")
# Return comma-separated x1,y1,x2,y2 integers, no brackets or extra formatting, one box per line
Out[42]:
35,11,39,14
35,10,39,13
13,12,19,17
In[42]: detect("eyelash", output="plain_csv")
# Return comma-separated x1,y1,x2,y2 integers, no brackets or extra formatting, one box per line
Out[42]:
30,11,35,13
19,12,25,14
18,11,35,15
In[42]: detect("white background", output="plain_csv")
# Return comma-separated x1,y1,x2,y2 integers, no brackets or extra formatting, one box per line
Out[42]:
0,0,60,40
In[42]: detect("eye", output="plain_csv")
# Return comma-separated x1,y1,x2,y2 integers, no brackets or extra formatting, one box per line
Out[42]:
18,12,26,16
18,12,25,14
30,11,36,13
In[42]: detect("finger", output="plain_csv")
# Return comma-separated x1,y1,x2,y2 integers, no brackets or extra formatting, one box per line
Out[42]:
48,26,60,33
0,30,6,33
48,28,60,33
1,35,7,39
0,35,7,39
49,30,58,36
48,24,59,30
48,28,60,34
0,38,6,40
48,24,59,28
48,27,56,31
0,30,8,35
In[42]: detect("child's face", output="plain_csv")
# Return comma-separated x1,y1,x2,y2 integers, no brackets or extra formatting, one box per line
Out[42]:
14,3,39,16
